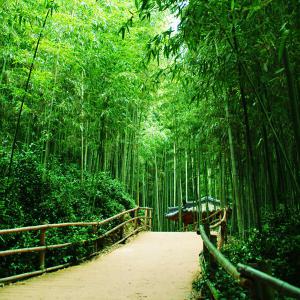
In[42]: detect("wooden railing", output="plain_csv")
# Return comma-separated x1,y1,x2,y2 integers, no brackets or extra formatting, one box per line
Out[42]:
199,208,300,299
0,206,153,284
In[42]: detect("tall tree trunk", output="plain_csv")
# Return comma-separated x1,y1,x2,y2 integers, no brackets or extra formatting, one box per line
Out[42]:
232,26,261,230
226,100,244,236
283,47,300,163
173,142,177,207
185,149,188,202
80,70,85,182
154,153,160,230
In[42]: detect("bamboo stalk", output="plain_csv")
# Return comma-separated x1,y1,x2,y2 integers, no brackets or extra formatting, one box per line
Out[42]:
7,7,53,176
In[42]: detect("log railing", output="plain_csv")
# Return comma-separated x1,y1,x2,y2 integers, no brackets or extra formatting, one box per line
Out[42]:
199,208,300,299
0,206,153,284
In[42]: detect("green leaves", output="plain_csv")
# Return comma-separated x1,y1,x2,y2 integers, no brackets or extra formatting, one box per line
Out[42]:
231,0,235,11
46,0,59,13
278,23,290,61
118,16,133,39
134,0,140,10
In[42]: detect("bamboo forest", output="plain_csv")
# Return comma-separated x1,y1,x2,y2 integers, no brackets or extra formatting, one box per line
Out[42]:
0,0,299,299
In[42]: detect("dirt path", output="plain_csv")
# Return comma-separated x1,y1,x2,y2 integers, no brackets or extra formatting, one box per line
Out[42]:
0,232,202,300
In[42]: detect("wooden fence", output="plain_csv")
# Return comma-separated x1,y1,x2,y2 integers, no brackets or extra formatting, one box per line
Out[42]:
0,206,152,284
199,208,300,299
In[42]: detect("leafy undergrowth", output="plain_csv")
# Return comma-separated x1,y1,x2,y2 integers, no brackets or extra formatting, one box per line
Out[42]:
193,208,300,299
0,148,135,279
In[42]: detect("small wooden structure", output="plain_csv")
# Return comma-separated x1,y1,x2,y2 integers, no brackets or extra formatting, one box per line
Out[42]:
165,196,221,229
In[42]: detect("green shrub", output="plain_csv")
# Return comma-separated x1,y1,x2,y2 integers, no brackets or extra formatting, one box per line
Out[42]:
193,208,300,299
0,148,135,278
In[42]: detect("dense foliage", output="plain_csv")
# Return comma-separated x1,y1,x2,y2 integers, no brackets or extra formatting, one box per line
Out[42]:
0,148,134,226
0,0,159,278
0,0,299,294
132,0,300,234
2,0,298,232
193,208,300,299
0,0,164,208
0,148,134,277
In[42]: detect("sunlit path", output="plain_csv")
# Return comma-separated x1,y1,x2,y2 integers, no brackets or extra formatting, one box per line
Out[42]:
0,232,202,300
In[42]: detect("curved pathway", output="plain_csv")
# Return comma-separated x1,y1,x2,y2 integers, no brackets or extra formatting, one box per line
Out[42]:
0,232,202,300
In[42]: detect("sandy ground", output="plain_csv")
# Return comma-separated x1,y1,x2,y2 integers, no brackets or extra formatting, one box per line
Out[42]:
0,232,202,300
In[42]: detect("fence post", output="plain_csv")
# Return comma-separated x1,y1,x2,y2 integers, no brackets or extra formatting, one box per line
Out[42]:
144,209,148,230
93,225,98,253
119,214,124,242
39,228,46,271
134,208,138,230
149,209,152,231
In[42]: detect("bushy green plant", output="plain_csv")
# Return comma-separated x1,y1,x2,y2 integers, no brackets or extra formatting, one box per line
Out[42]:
193,208,300,299
222,208,300,287
260,207,300,286
90,172,134,218
0,148,135,278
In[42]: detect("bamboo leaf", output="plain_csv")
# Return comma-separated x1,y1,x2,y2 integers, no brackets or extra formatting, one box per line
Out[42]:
135,0,139,10
118,26,125,39
275,67,285,74
278,27,290,61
